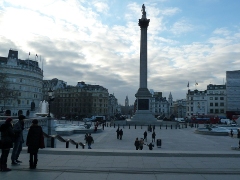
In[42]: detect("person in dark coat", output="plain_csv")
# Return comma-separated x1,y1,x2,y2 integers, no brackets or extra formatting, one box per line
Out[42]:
119,129,123,140
86,133,94,149
116,127,120,139
152,131,156,142
26,119,45,169
11,115,25,165
147,142,154,150
143,131,147,142
139,138,144,150
0,118,15,171
84,133,88,143
134,138,140,150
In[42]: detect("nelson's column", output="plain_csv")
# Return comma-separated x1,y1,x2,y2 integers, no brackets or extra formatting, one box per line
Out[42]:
130,4,157,123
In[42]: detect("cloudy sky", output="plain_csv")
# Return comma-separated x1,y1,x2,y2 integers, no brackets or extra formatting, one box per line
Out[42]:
0,0,240,105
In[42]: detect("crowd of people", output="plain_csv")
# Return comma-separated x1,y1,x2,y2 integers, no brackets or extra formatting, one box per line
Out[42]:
0,115,45,171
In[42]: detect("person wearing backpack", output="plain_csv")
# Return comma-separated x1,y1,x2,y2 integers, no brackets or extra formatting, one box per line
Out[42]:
86,134,94,149
11,115,25,165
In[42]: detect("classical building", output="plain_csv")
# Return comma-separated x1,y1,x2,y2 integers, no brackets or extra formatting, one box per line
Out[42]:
226,70,240,118
186,89,207,118
43,78,67,100
108,93,119,119
0,49,43,116
151,92,170,118
172,99,187,119
45,81,109,119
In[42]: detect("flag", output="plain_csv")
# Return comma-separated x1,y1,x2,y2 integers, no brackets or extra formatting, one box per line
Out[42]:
187,82,189,88
29,52,30,55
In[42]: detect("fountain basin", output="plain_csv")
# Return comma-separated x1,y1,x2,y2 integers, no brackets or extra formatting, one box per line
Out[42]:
195,126,239,136
55,124,102,136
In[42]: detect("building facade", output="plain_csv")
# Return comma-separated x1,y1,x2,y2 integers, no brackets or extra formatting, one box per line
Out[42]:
0,49,43,116
226,70,240,118
206,84,226,117
45,81,109,119
186,89,207,118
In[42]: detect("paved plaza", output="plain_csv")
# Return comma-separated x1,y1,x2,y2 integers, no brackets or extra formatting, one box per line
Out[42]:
1,122,240,180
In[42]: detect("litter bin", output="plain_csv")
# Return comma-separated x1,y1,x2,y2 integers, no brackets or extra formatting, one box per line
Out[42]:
157,139,161,148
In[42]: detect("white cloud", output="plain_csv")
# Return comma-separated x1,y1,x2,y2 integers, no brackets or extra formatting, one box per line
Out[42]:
170,18,194,35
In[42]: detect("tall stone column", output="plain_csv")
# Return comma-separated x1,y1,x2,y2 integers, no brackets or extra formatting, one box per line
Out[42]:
130,4,156,124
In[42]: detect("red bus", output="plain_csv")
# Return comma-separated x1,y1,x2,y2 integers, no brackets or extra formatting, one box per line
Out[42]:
190,115,220,124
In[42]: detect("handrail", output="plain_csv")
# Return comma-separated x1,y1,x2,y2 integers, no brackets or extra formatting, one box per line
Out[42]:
42,131,85,149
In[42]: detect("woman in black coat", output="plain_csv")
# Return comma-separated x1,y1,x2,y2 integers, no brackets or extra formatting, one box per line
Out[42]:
26,119,44,169
0,118,15,171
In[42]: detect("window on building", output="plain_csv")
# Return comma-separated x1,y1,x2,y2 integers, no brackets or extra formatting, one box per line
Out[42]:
215,103,218,106
220,97,224,100
210,103,213,106
215,109,219,113
210,109,213,113
191,107,193,111
210,97,213,100
215,97,218,100
220,109,224,113
209,91,213,94
220,102,224,106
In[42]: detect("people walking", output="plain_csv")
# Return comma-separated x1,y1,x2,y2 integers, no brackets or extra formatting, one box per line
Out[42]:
86,133,94,149
84,133,88,143
26,119,45,169
139,138,144,150
147,142,154,150
0,118,15,171
11,115,25,165
230,129,233,137
116,127,120,139
143,131,147,142
134,138,140,150
119,129,123,140
152,131,156,142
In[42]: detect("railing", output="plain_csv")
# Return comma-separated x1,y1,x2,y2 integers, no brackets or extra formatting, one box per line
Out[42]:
42,131,85,149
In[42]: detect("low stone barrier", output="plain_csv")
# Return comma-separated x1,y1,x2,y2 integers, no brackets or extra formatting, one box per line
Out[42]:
195,129,229,136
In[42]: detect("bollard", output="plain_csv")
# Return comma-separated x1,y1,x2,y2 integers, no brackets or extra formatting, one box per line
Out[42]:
114,123,115,128
166,125,167,129
51,137,55,148
160,125,161,129
107,123,108,127
185,123,187,128
76,144,79,149
129,124,130,129
102,124,104,130
135,125,136,129
66,141,69,148
171,125,172,129
179,125,181,129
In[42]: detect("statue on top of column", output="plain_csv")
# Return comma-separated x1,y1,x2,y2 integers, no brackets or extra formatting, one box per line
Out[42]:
141,4,146,18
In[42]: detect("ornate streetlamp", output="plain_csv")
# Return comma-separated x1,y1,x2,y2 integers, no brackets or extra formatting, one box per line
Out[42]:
47,88,54,147
47,88,54,117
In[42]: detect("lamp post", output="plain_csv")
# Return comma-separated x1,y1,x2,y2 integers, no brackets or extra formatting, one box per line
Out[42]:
47,88,54,147
47,88,54,117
